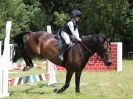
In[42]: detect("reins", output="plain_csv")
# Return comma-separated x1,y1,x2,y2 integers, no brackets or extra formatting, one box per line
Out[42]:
78,41,103,62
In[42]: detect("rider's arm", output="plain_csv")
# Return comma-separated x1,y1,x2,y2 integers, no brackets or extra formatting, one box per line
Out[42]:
67,21,81,41
75,28,79,38
75,28,81,41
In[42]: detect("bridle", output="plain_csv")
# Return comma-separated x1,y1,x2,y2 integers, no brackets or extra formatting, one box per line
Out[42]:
78,38,111,65
78,41,103,60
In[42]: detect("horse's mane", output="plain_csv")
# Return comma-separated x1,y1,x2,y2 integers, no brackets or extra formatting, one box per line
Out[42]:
82,34,97,43
82,35,92,39
82,33,106,42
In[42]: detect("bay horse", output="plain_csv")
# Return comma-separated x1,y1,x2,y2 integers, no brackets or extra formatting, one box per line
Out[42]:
12,31,112,93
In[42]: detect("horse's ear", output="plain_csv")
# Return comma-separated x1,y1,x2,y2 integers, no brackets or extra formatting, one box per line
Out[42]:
98,33,106,43
107,38,112,43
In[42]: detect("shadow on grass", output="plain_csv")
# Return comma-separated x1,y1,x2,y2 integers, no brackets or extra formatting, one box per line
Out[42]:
10,83,55,96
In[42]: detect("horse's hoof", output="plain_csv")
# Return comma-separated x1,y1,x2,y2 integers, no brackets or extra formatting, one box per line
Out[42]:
53,88,63,93
57,90,63,93
76,89,80,93
76,91,80,93
53,88,58,93
23,66,32,71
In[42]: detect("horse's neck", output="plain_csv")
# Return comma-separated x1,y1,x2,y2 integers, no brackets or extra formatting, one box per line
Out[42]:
80,38,98,62
73,42,92,60
82,40,96,53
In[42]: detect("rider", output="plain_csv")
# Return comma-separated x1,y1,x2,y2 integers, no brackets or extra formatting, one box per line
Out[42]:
59,9,82,61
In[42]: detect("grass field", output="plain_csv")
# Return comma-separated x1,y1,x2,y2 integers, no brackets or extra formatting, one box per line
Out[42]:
1,60,133,99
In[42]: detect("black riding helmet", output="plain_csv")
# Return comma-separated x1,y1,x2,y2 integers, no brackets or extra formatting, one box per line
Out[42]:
71,9,81,18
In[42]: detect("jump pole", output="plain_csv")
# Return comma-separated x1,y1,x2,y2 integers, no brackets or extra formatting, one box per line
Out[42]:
0,21,12,97
46,25,57,85
117,42,122,72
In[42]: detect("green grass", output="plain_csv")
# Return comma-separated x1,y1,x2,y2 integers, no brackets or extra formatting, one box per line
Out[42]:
1,60,133,99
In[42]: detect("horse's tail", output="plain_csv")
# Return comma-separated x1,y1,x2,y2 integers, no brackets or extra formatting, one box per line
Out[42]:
10,31,31,62
11,31,32,54
10,31,31,43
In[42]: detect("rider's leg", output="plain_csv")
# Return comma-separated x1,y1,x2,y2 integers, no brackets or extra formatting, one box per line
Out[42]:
58,32,71,61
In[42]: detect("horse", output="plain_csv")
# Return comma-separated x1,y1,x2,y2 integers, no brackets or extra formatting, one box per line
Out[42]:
11,31,112,93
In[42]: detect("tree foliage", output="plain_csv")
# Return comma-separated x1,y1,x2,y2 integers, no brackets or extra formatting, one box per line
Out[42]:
0,0,46,39
80,0,129,35
0,0,30,39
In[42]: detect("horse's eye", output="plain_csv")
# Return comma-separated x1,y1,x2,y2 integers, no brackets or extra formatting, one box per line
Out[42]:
103,42,108,49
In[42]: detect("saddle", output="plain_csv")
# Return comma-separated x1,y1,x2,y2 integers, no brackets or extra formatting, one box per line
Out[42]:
55,30,70,55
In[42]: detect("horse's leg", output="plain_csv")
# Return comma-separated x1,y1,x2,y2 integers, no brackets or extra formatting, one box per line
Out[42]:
22,56,33,71
27,57,33,67
25,57,33,67
54,70,74,93
75,70,82,93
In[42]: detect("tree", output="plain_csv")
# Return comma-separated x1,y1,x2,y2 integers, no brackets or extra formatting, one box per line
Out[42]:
0,0,48,40
23,0,47,31
39,0,82,32
0,0,30,39
80,0,130,36
80,0,133,57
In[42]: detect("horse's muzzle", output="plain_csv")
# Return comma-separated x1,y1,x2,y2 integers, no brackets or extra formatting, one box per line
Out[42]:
105,59,112,66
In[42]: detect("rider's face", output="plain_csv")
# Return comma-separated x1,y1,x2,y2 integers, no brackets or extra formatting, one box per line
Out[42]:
75,17,80,22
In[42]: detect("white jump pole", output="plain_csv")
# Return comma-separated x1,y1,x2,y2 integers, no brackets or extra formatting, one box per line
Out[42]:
117,42,122,72
46,25,57,85
0,41,1,66
0,21,12,97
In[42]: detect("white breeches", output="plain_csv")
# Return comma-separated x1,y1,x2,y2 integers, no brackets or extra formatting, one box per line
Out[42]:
61,31,71,45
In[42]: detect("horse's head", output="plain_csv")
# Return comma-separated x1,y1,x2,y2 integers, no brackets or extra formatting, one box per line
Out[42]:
96,33,112,66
